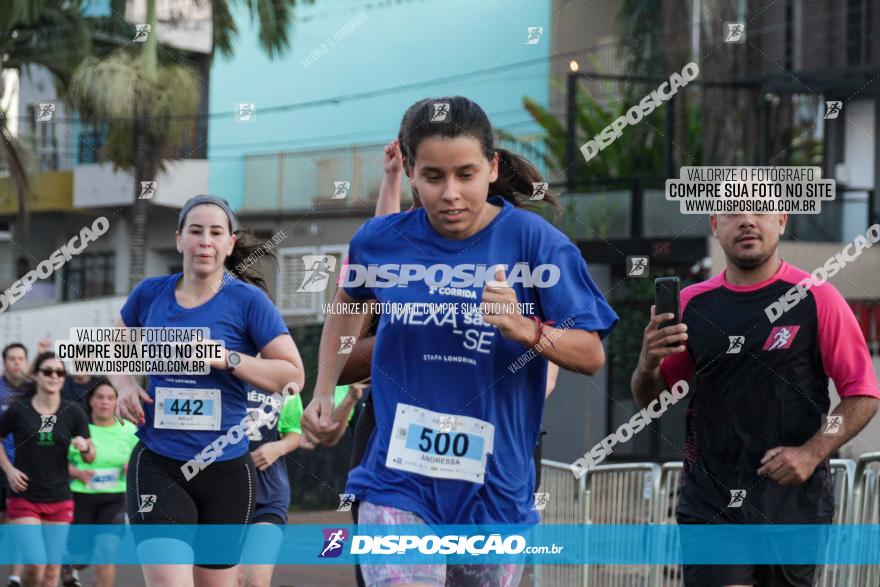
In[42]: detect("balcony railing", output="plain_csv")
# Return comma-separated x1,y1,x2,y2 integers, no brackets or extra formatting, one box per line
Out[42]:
243,143,388,212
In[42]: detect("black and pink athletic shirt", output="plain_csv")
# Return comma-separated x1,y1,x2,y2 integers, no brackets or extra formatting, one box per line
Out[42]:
660,261,880,523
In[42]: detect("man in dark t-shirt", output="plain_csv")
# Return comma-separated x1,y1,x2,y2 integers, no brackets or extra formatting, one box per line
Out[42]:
0,344,33,515
632,212,880,587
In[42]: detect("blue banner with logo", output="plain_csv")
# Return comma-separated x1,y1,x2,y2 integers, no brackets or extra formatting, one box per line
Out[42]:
0,524,877,564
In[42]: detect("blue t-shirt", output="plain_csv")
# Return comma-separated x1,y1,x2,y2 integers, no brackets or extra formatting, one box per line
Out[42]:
0,376,30,466
246,388,290,515
344,196,618,525
120,273,289,462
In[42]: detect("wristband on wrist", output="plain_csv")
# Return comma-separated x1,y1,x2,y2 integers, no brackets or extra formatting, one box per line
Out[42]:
530,316,557,348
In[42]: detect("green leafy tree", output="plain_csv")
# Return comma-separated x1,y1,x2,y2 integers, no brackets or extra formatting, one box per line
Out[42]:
0,0,90,241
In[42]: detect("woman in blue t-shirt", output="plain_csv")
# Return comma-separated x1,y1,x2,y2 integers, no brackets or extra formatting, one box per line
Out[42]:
111,195,304,587
302,97,619,587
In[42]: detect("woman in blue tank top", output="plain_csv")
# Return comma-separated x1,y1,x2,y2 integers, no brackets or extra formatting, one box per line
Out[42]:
301,97,618,586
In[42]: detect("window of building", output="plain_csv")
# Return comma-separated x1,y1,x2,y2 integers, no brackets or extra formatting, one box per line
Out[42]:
62,252,115,301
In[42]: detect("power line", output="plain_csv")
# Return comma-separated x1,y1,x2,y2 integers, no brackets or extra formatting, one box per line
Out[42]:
7,1,862,128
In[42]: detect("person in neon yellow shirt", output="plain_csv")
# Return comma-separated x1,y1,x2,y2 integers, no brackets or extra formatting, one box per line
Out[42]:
65,380,138,587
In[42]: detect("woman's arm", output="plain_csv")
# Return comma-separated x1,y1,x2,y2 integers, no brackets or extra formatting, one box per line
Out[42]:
250,431,301,471
0,441,27,492
72,436,96,464
374,139,403,216
301,289,372,447
109,318,153,425
321,384,364,447
338,304,378,385
338,337,374,385
222,334,305,396
481,269,605,375
68,463,93,483
546,362,560,398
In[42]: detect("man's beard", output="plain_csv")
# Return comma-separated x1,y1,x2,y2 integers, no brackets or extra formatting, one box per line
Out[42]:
5,370,26,385
727,247,775,271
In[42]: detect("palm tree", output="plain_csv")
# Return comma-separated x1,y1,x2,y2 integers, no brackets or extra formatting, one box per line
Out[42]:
0,0,90,241
70,0,311,288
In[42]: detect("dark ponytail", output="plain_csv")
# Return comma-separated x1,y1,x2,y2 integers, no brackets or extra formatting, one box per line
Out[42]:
398,96,560,217
224,225,275,294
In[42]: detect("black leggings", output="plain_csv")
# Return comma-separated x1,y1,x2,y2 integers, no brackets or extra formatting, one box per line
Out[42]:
126,442,256,569
74,492,126,525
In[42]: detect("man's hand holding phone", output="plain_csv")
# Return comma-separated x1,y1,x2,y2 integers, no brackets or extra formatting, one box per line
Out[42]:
638,276,688,375
639,305,689,372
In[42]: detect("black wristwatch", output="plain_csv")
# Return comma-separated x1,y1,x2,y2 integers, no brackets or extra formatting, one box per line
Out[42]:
225,351,242,372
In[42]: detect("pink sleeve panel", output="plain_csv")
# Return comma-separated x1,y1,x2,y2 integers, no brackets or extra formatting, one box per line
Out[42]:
812,283,880,399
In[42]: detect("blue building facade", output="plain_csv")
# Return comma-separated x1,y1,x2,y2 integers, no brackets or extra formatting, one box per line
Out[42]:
208,0,552,210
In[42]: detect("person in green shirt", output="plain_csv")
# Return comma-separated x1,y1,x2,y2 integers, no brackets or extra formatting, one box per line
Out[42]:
63,380,138,587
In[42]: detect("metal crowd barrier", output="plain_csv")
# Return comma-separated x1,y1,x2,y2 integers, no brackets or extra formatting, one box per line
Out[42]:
851,452,880,587
583,463,660,586
539,457,864,587
653,462,683,587
535,459,588,587
816,459,856,587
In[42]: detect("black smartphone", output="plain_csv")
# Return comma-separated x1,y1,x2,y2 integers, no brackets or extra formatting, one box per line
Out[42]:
654,277,680,331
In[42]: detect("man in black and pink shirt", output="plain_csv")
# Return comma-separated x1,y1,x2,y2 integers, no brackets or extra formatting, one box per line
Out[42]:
631,212,880,587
